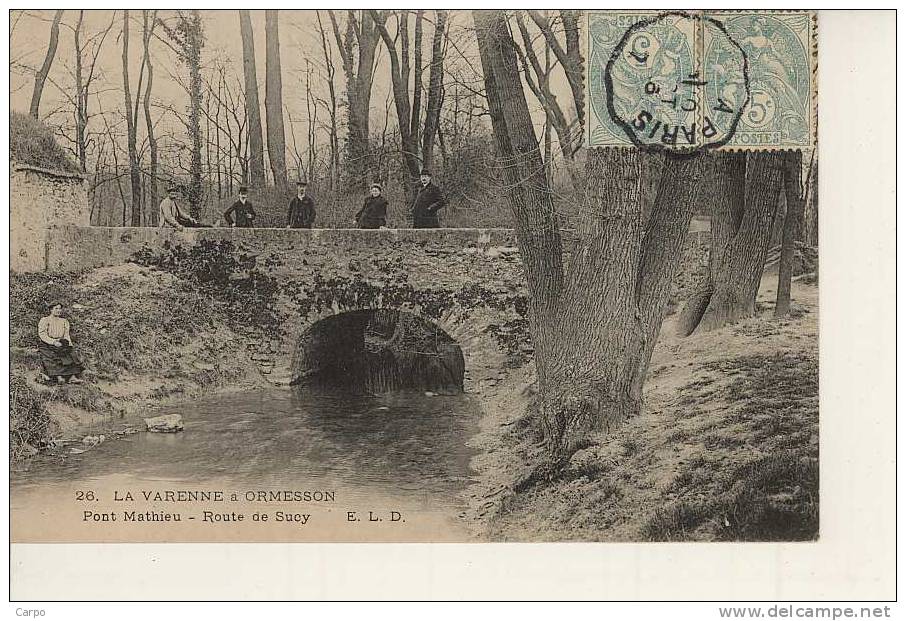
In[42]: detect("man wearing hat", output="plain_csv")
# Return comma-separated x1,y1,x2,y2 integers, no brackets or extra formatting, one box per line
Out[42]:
223,187,257,228
287,181,316,229
355,183,389,229
411,169,447,228
159,185,200,229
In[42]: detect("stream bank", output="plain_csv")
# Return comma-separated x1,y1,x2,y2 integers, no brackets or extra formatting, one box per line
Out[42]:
9,263,271,464
462,277,819,542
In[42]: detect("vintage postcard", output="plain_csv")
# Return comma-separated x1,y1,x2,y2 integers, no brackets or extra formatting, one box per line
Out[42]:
7,6,899,606
8,8,822,549
8,8,895,599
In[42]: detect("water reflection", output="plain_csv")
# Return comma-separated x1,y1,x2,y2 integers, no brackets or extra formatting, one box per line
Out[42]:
12,387,481,509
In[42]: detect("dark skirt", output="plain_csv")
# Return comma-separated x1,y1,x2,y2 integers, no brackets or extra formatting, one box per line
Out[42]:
38,340,84,378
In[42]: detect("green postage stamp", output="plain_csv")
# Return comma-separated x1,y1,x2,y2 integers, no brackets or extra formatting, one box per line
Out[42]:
586,10,817,150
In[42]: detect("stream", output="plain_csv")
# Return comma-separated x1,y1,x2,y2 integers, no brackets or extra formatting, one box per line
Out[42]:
10,387,482,542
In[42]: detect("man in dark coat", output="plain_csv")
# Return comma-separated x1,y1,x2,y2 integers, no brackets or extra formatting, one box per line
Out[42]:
355,183,389,229
287,181,316,229
223,187,256,228
411,169,447,228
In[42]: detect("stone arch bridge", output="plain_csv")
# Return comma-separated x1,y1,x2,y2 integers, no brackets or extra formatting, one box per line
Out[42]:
12,163,708,392
45,226,535,389
40,226,708,390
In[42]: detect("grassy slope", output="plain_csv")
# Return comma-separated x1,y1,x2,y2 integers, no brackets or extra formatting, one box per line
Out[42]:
9,263,266,460
10,111,81,173
466,276,819,542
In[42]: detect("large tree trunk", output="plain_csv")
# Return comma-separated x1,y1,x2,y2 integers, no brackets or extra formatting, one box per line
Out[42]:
329,10,380,193
676,152,744,336
421,10,447,172
239,10,266,187
264,10,287,187
535,151,704,462
351,12,379,192
775,151,806,316
29,9,64,119
122,10,142,227
474,9,704,465
678,152,784,335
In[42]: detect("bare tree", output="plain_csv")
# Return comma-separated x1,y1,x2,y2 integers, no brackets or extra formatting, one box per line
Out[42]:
159,10,205,217
315,11,340,192
121,10,143,226
238,11,265,187
304,61,318,181
70,11,115,171
328,9,382,192
473,10,706,468
204,66,249,191
421,10,447,172
528,10,584,134
372,10,448,198
511,13,572,160
264,10,287,187
73,11,86,170
371,10,423,196
142,10,159,220
29,9,64,118
506,10,585,188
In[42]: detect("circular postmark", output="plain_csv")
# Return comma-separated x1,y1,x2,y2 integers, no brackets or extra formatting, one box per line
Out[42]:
604,11,750,150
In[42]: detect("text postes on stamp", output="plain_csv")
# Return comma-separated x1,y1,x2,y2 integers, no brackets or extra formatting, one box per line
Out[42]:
587,10,816,151
707,12,815,149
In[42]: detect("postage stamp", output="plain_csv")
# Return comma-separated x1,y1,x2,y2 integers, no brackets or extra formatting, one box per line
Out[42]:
587,10,817,150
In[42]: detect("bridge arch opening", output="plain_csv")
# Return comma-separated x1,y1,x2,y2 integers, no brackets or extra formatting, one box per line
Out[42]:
292,309,465,394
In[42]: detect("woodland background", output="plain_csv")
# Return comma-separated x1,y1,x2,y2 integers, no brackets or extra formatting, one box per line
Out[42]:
10,10,817,237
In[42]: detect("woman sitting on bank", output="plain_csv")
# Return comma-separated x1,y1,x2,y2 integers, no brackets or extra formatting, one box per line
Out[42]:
354,183,389,229
37,302,85,384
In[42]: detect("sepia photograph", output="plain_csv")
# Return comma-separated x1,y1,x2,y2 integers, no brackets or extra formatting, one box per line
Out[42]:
6,4,899,608
7,8,824,548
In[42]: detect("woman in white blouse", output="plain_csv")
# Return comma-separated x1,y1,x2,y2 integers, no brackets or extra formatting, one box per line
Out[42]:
37,302,85,384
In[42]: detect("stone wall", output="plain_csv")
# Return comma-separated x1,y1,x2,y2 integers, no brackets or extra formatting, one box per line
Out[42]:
45,226,520,274
11,164,89,272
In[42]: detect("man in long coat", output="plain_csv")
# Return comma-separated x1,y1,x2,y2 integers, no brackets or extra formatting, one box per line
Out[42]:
411,169,447,228
287,181,316,229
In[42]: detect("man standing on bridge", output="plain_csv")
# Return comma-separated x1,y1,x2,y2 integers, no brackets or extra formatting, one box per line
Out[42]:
355,183,388,229
223,187,256,228
411,169,447,228
287,180,316,229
